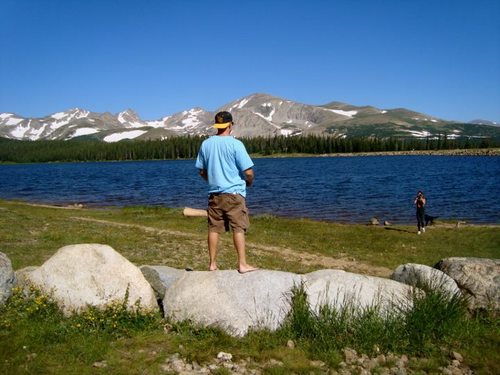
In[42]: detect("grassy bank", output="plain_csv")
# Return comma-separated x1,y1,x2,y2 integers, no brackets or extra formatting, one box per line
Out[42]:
1,200,499,374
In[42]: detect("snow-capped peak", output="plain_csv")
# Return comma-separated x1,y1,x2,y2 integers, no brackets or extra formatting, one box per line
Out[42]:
51,108,89,120
0,113,24,126
117,109,145,128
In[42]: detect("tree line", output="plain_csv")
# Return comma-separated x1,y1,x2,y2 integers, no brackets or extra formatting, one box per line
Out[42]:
0,135,496,163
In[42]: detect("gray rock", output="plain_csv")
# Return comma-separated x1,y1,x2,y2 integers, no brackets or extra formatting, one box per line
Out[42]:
24,244,158,314
161,267,419,336
14,266,38,288
0,252,16,306
140,265,185,300
435,257,500,313
391,263,461,296
303,269,414,315
163,269,302,336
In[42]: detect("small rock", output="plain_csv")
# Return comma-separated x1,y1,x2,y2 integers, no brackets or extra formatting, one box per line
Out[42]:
451,351,464,362
343,348,358,364
192,361,202,371
93,360,107,368
170,359,186,373
390,367,406,375
286,339,295,349
310,360,326,368
217,351,233,362
376,354,386,365
370,217,380,225
363,358,378,371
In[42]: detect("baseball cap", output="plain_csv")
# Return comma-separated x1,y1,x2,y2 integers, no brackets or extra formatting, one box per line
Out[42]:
213,111,233,129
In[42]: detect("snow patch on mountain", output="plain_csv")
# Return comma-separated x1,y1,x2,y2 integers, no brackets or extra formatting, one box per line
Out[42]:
171,109,203,130
51,112,68,120
146,116,171,128
4,117,23,126
103,130,147,142
254,103,275,121
70,128,100,138
11,124,30,138
403,129,433,138
0,113,14,120
117,110,144,128
280,129,299,136
229,98,250,111
324,108,358,117
51,109,89,121
412,116,438,123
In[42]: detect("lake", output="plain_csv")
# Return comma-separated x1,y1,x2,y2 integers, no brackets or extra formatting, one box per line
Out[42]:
0,156,499,224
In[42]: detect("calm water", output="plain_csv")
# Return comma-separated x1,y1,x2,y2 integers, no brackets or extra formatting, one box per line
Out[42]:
0,156,499,224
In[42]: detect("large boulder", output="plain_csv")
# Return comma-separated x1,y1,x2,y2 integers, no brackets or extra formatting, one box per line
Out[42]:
163,270,302,336
161,268,417,336
391,263,461,296
0,252,16,306
435,257,500,313
24,244,158,314
304,269,414,315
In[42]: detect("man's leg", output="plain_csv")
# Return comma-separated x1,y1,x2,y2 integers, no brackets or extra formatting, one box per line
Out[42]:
208,231,219,271
233,231,258,273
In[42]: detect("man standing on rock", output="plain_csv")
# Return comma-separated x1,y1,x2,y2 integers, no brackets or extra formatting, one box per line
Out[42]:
195,111,258,273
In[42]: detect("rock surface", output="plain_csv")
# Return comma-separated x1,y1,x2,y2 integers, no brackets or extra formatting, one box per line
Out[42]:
391,263,461,296
304,269,414,314
140,265,185,300
0,252,16,306
24,244,158,314
161,268,416,336
163,269,302,336
435,257,500,313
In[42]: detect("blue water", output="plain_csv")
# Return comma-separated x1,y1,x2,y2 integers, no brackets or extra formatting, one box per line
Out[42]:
0,156,499,224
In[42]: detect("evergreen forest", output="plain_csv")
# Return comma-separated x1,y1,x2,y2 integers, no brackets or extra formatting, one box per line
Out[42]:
0,135,496,163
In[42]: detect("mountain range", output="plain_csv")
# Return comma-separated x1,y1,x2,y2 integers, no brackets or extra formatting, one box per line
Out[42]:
1,93,499,142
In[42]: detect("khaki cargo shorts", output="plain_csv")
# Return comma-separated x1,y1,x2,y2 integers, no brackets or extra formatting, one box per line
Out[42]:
207,193,249,234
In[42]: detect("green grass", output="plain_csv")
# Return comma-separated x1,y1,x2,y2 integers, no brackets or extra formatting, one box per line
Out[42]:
0,199,499,374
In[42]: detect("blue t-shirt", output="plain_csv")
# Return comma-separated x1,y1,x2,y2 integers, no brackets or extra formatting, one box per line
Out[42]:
195,136,254,197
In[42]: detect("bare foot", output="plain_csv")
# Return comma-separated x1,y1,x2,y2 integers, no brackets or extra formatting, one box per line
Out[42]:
238,265,259,274
209,265,218,271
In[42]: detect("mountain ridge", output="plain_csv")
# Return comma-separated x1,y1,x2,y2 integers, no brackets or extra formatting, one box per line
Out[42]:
1,93,499,142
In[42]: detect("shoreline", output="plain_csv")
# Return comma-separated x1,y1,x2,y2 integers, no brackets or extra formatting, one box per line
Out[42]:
0,148,499,166
3,200,498,227
252,148,500,158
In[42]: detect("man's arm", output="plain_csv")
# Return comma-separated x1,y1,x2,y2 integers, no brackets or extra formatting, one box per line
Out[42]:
199,169,208,181
244,168,254,187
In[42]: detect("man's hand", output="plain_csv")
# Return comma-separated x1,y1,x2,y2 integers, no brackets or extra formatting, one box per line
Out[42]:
199,169,208,181
244,168,254,187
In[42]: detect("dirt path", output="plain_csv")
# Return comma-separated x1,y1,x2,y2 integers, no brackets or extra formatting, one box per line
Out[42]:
70,216,392,277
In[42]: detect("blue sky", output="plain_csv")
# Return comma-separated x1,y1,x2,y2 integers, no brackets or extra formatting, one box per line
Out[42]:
1,0,499,122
